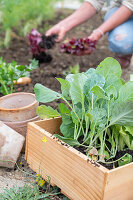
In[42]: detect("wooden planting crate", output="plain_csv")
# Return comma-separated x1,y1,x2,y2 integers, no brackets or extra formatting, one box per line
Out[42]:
25,118,133,200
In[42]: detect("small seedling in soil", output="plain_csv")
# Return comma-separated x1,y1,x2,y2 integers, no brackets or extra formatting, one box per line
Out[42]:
27,29,57,63
60,37,97,55
0,57,38,95
63,64,80,76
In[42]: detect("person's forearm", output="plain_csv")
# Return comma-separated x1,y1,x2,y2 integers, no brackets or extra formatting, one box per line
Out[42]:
99,5,133,34
59,2,96,32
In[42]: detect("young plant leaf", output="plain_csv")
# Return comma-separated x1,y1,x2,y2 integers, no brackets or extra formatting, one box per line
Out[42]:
105,85,117,99
118,82,133,102
96,57,122,80
54,134,80,146
58,103,71,115
119,126,131,149
125,126,133,136
91,85,108,100
37,105,60,119
110,101,133,126
56,78,70,99
66,73,87,104
60,115,75,138
34,83,61,103
118,153,132,167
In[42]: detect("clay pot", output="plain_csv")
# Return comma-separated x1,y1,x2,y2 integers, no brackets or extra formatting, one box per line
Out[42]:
4,115,40,138
0,92,39,122
0,92,40,152
3,115,40,152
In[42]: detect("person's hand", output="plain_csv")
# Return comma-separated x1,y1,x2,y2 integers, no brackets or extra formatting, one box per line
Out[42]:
46,23,67,42
75,29,103,56
88,28,104,41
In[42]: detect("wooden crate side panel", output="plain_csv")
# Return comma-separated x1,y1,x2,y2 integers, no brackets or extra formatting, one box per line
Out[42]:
34,117,62,134
26,123,107,200
103,163,133,200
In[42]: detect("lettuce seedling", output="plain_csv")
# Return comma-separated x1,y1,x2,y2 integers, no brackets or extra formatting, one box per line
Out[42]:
60,38,96,55
27,29,57,63
0,58,38,95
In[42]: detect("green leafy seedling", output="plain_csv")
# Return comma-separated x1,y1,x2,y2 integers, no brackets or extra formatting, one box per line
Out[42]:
118,153,132,167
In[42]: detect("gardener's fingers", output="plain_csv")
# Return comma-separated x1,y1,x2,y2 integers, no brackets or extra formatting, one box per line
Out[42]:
45,27,57,37
56,29,66,42
88,31,102,41
46,26,66,42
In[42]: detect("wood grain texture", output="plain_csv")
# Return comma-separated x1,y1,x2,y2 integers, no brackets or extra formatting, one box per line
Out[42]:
26,118,107,200
103,163,133,200
25,118,133,200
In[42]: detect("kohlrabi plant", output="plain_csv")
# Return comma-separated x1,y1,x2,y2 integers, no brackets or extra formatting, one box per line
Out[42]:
0,57,38,95
34,57,133,166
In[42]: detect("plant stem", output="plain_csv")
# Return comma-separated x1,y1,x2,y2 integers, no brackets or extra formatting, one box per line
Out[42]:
98,153,127,164
92,93,94,110
1,82,9,95
61,96,85,135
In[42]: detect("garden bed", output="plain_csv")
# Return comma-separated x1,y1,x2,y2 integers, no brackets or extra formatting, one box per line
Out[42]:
0,9,133,199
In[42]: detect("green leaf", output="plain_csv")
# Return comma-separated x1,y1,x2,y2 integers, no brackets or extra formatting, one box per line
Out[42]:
125,126,133,136
58,103,71,115
96,57,122,80
36,105,60,119
71,103,83,125
87,107,107,124
60,115,75,138
91,85,108,100
104,75,123,94
34,83,61,103
119,126,131,149
85,68,95,76
28,59,38,70
84,72,105,92
66,73,87,104
110,101,133,126
83,72,105,102
16,65,25,71
118,82,133,102
54,134,80,146
56,78,70,99
119,135,126,151
105,85,117,99
118,153,132,167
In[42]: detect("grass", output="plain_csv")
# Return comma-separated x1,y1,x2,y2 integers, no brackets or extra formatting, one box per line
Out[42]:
0,174,70,200
0,183,63,200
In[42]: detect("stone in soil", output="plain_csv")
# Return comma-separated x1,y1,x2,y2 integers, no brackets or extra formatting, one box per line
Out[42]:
0,121,25,168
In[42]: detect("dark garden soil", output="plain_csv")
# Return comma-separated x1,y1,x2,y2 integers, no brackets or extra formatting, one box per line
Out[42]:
75,145,133,170
0,9,133,198
0,9,133,108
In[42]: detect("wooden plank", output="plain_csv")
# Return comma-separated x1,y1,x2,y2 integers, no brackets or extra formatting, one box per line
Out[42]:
104,163,133,200
26,119,108,200
33,117,62,134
